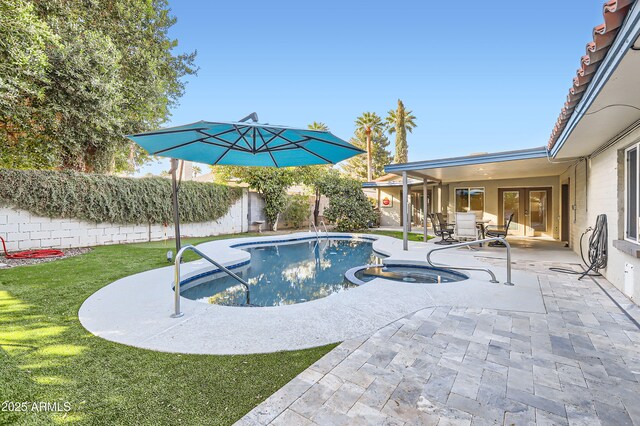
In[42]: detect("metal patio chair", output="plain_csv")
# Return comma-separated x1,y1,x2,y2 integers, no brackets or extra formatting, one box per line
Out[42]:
429,213,458,245
486,213,515,247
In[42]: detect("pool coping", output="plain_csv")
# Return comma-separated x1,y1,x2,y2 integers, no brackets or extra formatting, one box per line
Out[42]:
78,232,547,355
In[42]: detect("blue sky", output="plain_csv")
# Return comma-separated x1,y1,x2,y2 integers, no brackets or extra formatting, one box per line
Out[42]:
138,0,605,175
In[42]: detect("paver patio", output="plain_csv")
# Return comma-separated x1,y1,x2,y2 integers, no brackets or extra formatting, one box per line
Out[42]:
237,256,640,425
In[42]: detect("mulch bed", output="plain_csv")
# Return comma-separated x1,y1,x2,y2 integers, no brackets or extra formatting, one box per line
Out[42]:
0,247,92,268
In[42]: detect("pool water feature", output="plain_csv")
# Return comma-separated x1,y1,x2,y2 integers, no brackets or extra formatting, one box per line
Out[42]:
182,238,384,307
349,265,468,284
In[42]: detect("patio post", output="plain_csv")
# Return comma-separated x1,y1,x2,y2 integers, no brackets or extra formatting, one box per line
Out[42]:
402,171,408,250
423,180,428,242
170,158,182,256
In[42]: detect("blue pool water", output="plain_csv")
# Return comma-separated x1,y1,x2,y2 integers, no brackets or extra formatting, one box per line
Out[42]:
182,239,383,307
353,265,468,284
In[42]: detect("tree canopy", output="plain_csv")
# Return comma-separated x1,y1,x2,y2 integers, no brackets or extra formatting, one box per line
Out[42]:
343,131,392,181
0,0,197,173
386,99,416,164
354,112,385,182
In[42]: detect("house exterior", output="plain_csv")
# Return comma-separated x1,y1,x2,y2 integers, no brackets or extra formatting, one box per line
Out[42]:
375,0,640,302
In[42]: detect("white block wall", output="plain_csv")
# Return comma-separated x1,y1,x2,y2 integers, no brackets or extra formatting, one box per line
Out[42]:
0,190,250,251
560,126,640,303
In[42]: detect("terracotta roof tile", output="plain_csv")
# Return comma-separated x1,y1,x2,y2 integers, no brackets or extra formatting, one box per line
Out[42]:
548,0,635,151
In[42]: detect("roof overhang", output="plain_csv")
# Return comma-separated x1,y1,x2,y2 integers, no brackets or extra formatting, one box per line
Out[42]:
551,1,640,159
362,180,428,189
384,147,570,183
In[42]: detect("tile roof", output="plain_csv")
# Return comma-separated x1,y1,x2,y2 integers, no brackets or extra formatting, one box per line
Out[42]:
548,0,635,151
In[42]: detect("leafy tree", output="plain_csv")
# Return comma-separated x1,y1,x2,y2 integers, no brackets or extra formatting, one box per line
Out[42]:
317,171,377,231
192,165,202,178
355,112,384,182
296,164,332,226
308,121,329,131
386,99,416,164
214,166,296,231
0,0,59,169
342,131,392,181
282,195,310,229
0,0,197,173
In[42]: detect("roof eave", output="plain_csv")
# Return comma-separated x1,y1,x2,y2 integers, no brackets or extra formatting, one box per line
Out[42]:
549,0,640,158
384,147,548,175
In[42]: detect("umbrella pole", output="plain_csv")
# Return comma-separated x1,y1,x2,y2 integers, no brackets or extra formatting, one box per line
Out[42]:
171,158,181,255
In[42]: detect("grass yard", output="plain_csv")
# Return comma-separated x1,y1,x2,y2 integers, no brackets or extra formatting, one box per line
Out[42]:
367,229,432,242
0,233,335,425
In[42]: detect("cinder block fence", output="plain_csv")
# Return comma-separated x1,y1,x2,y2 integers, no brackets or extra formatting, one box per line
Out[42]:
0,193,250,252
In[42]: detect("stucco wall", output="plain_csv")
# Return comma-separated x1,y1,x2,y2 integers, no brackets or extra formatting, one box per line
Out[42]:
562,126,640,302
377,187,403,227
442,176,560,239
0,190,250,251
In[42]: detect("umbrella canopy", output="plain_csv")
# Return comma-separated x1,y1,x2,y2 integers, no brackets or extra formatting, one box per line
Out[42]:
128,119,364,167
127,115,364,255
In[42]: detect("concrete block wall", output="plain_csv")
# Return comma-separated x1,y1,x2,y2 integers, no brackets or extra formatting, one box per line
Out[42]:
0,190,250,252
561,126,640,303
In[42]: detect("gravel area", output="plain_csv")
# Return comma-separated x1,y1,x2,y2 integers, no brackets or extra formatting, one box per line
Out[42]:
0,247,92,268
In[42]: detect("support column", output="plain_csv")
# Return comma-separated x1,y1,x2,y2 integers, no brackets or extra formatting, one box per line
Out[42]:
423,180,429,242
402,171,408,251
170,158,182,255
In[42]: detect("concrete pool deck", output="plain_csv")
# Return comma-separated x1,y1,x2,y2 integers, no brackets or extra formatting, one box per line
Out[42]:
79,232,549,355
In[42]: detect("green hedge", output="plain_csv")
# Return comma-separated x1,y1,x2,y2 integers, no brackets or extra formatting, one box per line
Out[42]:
0,169,242,224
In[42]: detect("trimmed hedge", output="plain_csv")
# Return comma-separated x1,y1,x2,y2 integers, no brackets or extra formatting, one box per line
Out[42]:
0,169,242,224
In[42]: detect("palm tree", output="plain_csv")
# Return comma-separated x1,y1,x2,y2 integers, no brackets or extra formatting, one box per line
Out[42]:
386,100,417,164
355,112,384,181
308,121,329,131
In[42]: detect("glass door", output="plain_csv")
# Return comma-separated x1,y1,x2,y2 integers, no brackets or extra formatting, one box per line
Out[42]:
499,187,552,236
501,190,521,233
528,190,548,235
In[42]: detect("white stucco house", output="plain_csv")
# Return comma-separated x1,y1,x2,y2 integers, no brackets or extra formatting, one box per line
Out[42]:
367,0,640,302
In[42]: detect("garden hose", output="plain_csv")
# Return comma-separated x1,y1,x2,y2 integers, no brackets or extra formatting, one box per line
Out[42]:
0,236,64,259
549,214,607,280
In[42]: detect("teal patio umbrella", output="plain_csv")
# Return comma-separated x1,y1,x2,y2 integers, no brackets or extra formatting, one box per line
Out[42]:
127,113,364,254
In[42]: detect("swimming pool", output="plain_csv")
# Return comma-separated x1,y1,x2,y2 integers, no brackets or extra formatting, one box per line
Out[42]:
182,238,384,306
347,264,469,284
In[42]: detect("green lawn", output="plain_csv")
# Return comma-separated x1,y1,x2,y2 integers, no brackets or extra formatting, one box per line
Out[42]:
367,229,432,242
0,233,335,425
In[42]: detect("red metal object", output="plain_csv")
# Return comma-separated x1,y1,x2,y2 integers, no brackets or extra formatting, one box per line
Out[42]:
0,236,64,259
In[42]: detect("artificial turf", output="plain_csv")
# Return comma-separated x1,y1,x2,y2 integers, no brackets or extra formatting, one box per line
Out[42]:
0,233,336,425
367,229,433,242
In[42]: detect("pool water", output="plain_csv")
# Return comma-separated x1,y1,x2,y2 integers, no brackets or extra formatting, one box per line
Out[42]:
354,265,468,284
182,239,383,307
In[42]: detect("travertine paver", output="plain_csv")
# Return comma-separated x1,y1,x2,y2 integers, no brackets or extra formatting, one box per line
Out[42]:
237,261,640,425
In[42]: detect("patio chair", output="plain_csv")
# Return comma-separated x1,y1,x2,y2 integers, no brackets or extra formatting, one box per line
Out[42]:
429,213,457,245
455,212,480,250
486,213,515,247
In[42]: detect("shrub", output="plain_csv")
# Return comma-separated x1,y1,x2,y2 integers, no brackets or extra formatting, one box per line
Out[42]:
318,172,377,232
0,168,242,224
282,195,310,229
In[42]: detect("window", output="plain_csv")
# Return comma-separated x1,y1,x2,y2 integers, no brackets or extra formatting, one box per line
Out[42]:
626,144,639,242
455,187,484,212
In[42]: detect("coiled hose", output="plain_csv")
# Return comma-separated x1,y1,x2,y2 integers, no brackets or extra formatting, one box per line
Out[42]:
1,236,64,259
550,214,607,280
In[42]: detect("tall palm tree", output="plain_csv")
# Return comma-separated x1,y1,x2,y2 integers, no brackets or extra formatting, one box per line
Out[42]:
308,121,329,131
386,100,417,164
355,112,384,181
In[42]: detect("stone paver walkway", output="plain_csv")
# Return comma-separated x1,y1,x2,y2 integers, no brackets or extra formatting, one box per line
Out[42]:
237,261,640,425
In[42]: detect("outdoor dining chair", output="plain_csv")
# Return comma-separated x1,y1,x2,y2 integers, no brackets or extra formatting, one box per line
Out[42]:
455,212,480,249
486,213,515,247
429,213,457,245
